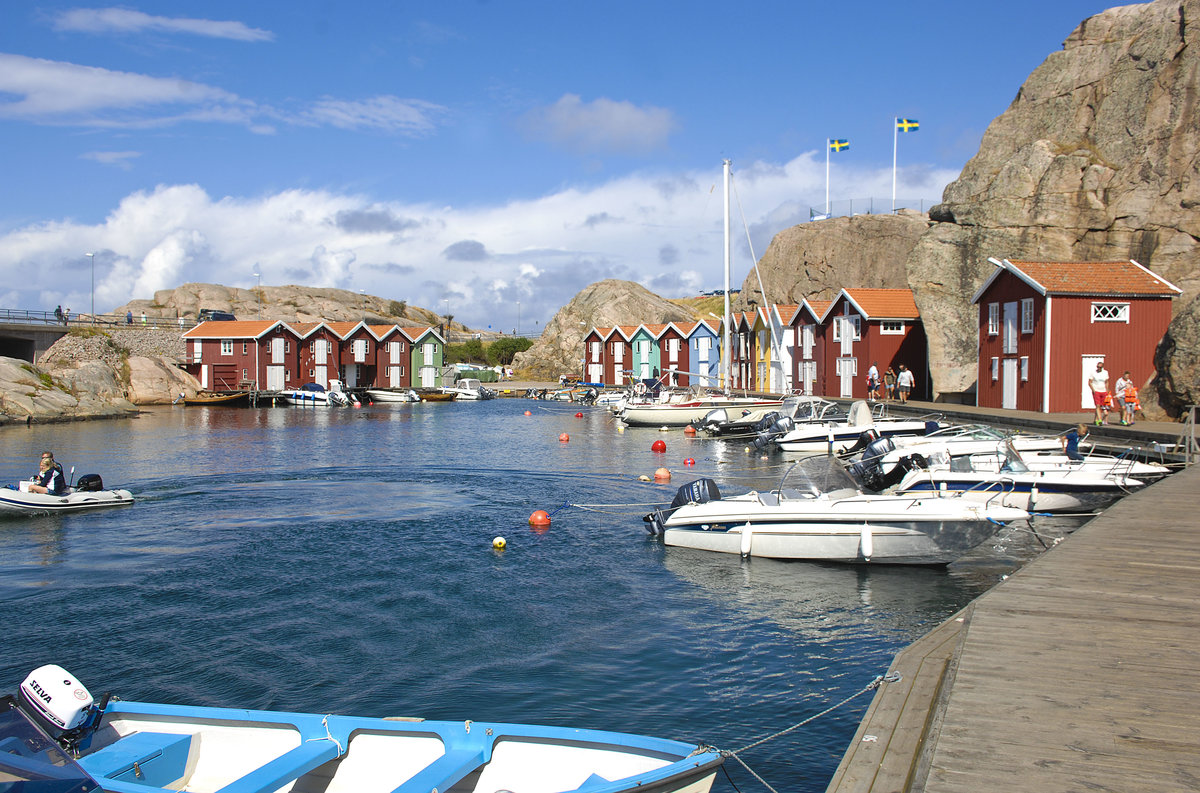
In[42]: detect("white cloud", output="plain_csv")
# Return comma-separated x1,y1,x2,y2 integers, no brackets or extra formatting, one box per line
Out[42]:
80,150,141,170
306,95,447,135
53,8,274,42
521,94,676,155
0,154,956,329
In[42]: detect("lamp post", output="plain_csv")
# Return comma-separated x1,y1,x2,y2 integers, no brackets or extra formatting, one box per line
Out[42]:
516,301,521,336
359,289,366,319
253,270,261,318
85,252,95,324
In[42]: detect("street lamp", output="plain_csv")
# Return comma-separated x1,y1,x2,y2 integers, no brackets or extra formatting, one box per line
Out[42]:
516,301,521,336
85,252,95,324
253,270,261,318
359,289,366,319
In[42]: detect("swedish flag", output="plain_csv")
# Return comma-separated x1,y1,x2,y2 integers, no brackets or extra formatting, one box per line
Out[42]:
828,138,849,152
896,118,919,132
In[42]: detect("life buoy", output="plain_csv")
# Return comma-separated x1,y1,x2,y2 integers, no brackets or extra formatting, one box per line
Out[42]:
633,382,647,397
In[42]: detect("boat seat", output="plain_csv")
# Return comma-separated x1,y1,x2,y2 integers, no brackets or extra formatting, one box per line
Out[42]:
388,744,492,793
757,492,779,507
78,731,192,791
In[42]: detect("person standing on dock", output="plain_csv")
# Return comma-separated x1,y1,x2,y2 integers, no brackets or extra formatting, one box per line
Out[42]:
1088,360,1110,425
1113,370,1130,422
895,365,914,403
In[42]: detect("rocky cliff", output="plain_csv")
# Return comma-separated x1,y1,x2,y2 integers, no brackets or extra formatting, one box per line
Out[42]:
511,280,700,378
735,211,928,309
910,0,1200,402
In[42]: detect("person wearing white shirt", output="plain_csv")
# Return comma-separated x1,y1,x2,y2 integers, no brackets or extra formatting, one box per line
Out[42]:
1088,361,1110,425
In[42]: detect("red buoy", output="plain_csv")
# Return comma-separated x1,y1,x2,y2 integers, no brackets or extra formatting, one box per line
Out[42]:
529,510,551,526
683,425,696,435
559,433,570,443
651,439,667,453
575,412,583,418
524,410,532,416
683,457,696,466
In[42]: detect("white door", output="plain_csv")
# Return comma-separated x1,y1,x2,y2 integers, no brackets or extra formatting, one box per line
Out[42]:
588,363,603,383
420,367,435,387
1003,302,1018,354
1002,358,1018,409
638,341,650,379
346,364,359,387
353,339,367,362
266,366,285,390
1081,354,1105,409
271,337,284,364
389,365,401,387
315,339,327,365
837,356,856,398
802,325,814,359
839,317,854,357
200,364,209,389
314,365,327,386
192,339,203,363
802,361,816,396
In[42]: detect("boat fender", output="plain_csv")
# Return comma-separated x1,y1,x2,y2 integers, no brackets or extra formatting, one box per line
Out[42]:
739,522,753,557
860,524,873,560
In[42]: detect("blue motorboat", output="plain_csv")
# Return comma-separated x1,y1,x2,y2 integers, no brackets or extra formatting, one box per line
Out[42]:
3,665,723,793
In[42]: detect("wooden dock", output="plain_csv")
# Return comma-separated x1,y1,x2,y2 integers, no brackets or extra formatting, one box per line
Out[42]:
826,461,1200,793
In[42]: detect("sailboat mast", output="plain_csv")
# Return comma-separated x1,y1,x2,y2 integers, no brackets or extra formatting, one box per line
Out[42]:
722,159,732,394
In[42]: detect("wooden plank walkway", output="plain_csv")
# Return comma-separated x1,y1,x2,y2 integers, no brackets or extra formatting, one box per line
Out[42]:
827,462,1200,793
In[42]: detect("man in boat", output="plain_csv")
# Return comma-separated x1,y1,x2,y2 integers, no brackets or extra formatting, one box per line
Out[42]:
29,452,66,495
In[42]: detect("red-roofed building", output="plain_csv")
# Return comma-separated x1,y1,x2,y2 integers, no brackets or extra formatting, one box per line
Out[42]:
182,320,304,391
972,258,1181,412
604,326,638,386
584,327,608,384
789,299,830,396
819,289,925,399
658,322,691,387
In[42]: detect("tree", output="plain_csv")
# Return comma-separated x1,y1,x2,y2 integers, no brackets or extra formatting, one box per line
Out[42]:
488,336,533,365
388,300,407,317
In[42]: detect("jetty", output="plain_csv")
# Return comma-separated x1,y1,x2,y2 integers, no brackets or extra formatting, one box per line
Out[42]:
826,435,1199,791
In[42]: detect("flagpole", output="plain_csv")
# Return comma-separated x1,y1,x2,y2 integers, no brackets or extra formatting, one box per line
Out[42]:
825,140,830,215
892,117,898,213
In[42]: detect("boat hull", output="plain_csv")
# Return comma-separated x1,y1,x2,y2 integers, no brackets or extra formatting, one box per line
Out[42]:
776,420,938,453
67,700,721,793
365,389,420,403
622,399,782,427
894,474,1140,513
0,487,134,517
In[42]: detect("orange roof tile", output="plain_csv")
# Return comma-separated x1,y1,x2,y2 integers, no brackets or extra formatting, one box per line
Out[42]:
1006,260,1181,296
182,320,277,338
775,304,800,324
843,288,919,319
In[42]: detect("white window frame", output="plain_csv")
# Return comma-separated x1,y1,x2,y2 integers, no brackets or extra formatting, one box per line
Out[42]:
1020,298,1035,333
991,357,999,381
987,303,1000,335
242,341,248,354
880,320,905,335
831,315,862,342
1091,302,1130,323
1020,356,1029,381
221,340,233,356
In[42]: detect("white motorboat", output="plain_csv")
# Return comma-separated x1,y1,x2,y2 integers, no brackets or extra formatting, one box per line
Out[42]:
774,400,944,453
697,395,846,439
442,378,496,400
365,388,421,403
867,439,1148,513
643,455,1029,564
620,394,782,427
7,664,723,793
279,379,351,407
0,475,133,517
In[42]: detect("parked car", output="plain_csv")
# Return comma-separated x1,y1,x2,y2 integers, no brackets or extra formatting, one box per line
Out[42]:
198,309,236,321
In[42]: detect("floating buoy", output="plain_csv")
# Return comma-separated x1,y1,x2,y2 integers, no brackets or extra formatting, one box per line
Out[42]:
638,474,651,482
559,432,570,443
683,457,695,466
654,467,671,481
651,439,667,453
353,401,362,408
528,510,551,527
524,410,532,416
659,426,670,432
684,425,696,435
617,425,625,433
575,412,583,418
492,536,507,550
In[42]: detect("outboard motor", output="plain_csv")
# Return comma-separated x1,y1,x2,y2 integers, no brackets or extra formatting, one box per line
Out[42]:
643,478,722,536
701,407,728,430
752,411,781,432
18,665,106,753
838,428,881,458
753,416,794,450
74,474,103,492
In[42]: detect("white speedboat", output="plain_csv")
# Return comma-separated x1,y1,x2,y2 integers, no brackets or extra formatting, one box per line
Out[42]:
8,665,722,793
621,395,782,427
279,379,350,407
774,400,944,453
442,378,496,400
0,475,133,517
874,440,1147,513
366,388,421,403
643,455,1028,565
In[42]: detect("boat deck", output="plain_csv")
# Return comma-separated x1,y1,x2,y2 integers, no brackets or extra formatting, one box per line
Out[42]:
825,459,1200,793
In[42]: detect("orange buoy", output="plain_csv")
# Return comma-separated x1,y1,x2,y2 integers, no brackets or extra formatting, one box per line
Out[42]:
651,439,667,453
683,457,695,466
559,433,570,442
654,467,671,481
529,510,551,526
575,412,583,418
684,425,696,435
524,410,532,416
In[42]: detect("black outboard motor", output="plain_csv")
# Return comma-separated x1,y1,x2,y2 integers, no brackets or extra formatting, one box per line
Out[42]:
753,416,794,450
74,474,103,492
643,478,722,536
752,411,781,432
838,428,881,458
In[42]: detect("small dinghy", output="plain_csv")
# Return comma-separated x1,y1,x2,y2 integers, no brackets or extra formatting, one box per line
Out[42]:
0,474,133,517
3,665,722,793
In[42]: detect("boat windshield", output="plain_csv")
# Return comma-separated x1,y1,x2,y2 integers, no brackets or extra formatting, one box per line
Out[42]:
1000,441,1030,473
779,455,861,499
0,696,99,791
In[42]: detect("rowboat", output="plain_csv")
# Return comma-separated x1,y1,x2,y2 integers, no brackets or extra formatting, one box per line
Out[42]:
182,391,250,406
8,665,723,793
365,388,421,403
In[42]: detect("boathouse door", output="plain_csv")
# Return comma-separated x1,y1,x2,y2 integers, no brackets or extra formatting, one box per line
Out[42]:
1002,358,1018,409
266,366,285,390
388,342,402,386
1081,354,1105,409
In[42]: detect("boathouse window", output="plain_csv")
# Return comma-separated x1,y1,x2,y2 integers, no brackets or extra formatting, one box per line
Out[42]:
285,340,291,353
1091,302,1130,323
242,369,247,380
285,370,291,380
831,315,861,342
880,320,904,335
991,357,999,380
309,340,314,352
1020,356,1029,381
309,369,314,377
242,341,248,354
1021,299,1035,333
221,340,233,355
987,303,999,335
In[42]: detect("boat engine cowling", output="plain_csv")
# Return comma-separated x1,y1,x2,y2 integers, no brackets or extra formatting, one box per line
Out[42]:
643,478,723,536
74,474,103,492
19,665,94,734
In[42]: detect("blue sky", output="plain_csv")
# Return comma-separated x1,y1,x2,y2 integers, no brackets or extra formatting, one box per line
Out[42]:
1,0,1113,331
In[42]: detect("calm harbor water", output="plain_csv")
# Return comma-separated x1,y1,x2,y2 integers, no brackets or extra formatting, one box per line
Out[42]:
0,400,1082,791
